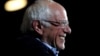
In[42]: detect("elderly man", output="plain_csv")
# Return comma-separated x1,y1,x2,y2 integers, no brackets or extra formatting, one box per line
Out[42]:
16,0,71,56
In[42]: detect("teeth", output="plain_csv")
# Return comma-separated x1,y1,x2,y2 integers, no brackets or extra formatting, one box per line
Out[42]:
63,34,66,37
60,34,66,37
60,37,65,43
60,37,65,40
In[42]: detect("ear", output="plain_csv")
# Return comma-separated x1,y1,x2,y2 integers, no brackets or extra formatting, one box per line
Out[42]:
32,20,43,35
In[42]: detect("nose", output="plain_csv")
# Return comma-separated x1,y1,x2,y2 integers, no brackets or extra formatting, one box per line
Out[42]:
63,25,71,34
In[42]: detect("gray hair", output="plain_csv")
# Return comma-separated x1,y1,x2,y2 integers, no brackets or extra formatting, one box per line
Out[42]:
20,0,54,33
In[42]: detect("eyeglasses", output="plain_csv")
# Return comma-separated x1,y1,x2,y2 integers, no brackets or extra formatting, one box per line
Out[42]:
42,20,69,28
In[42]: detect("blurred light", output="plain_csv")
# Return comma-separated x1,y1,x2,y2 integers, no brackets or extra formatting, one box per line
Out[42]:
4,0,28,12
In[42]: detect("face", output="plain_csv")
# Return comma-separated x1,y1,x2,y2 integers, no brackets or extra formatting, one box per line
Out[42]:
42,6,71,50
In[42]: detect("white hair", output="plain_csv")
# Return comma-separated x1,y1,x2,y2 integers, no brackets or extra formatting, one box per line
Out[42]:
20,0,54,33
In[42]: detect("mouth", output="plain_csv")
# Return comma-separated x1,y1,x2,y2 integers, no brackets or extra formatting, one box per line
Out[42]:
55,34,66,49
59,34,66,38
59,34,66,41
60,37,65,40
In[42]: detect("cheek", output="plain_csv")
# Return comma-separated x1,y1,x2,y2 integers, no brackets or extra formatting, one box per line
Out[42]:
45,27,59,42
49,27,59,36
46,27,65,50
50,29,59,39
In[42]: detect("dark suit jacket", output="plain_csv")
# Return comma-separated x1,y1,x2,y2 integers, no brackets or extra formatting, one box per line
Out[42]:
15,33,55,56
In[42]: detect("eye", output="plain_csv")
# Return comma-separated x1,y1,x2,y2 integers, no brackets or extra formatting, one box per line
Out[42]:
50,22,61,26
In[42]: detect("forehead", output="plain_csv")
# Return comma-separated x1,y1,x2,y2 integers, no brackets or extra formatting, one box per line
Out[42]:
55,9,68,21
49,2,68,21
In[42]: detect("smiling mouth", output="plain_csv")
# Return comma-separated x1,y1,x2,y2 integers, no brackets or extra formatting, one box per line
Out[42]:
60,37,65,40
59,34,66,38
59,34,66,41
59,36,65,41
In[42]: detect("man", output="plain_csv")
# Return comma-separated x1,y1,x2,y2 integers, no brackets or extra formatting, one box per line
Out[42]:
16,0,71,56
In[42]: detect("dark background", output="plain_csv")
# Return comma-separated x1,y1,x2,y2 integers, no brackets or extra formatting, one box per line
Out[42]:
0,0,99,56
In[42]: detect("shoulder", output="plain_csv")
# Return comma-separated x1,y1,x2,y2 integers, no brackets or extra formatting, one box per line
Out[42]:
15,34,40,49
15,34,45,51
15,34,55,56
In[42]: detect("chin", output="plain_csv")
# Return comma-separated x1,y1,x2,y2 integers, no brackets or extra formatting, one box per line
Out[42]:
57,44,65,50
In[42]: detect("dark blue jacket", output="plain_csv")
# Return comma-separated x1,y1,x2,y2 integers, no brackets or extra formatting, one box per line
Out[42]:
15,33,55,56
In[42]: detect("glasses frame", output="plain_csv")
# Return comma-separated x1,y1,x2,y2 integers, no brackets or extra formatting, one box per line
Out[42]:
41,20,69,28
